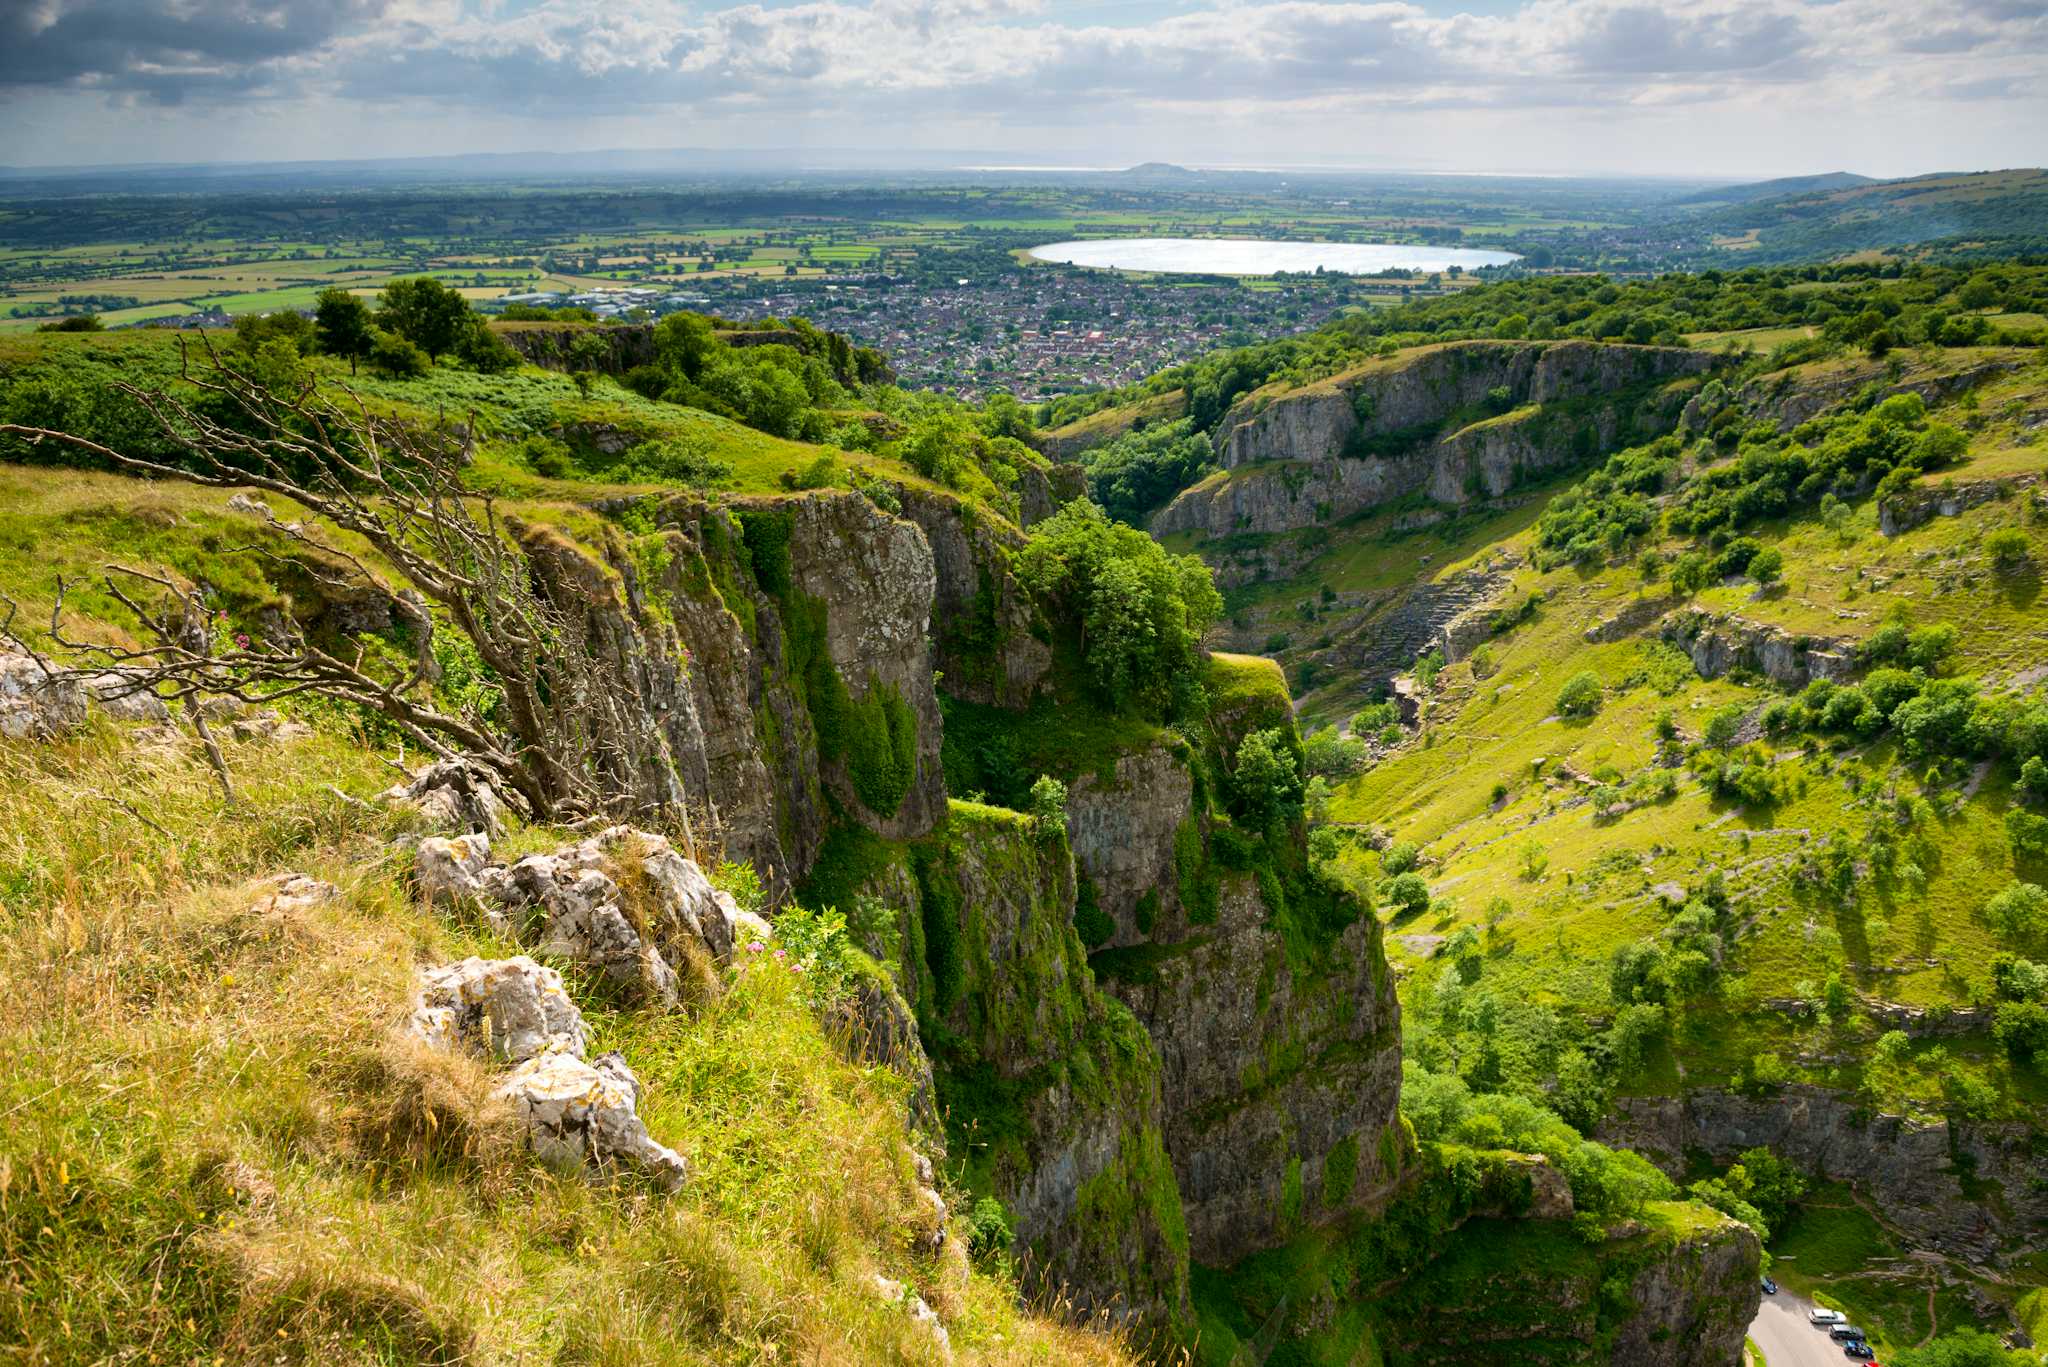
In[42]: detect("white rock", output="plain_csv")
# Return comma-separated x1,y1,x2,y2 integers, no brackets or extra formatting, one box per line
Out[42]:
381,758,511,837
414,832,495,909
410,955,586,1064
871,1274,950,1357
76,671,171,722
251,873,338,916
492,850,681,1004
0,653,85,739
497,1050,688,1193
225,493,273,519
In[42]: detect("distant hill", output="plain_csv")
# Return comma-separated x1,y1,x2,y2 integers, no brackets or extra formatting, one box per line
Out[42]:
1672,171,1875,206
1685,167,2048,261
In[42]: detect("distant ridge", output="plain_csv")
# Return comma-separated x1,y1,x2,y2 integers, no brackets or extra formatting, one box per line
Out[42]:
1672,171,1876,206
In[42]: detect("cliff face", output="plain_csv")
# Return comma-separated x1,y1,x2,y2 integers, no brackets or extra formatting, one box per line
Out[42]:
1210,340,1716,471
1155,345,1709,542
517,482,1748,1359
1379,1211,1759,1367
1600,1085,2048,1262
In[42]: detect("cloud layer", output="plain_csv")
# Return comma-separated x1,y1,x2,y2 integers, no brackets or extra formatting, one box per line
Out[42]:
3,0,2045,172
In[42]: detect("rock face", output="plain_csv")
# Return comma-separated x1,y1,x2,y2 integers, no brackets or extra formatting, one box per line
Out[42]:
1059,736,1406,1261
1658,608,1855,687
0,653,173,737
410,954,689,1192
414,826,748,1007
1879,472,2041,536
1599,1085,2048,1261
1381,1210,1759,1367
1156,342,1712,542
887,804,1192,1329
384,759,514,837
1210,340,1714,469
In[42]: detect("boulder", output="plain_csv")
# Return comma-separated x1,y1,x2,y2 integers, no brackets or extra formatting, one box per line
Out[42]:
410,955,587,1064
409,954,687,1191
75,670,171,722
498,1050,689,1194
381,758,512,837
0,652,85,739
250,872,339,917
413,833,495,910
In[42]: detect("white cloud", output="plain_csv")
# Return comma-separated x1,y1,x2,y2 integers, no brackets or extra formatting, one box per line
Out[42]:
1,0,2042,171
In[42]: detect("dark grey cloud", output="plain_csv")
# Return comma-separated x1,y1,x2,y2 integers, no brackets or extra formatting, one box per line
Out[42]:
1,0,388,102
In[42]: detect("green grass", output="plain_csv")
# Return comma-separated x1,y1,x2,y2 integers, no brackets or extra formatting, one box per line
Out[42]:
0,713,1134,1366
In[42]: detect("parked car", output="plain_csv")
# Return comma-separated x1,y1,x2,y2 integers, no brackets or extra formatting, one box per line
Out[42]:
1811,1309,1847,1325
1830,1324,1868,1342
1844,1342,1876,1361
1761,1277,1779,1295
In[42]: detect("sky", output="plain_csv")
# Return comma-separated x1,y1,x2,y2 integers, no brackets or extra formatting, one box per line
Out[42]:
2,0,2044,178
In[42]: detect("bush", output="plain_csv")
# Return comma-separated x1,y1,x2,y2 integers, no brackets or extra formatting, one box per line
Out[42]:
1027,774,1068,840
1555,671,1603,718
1993,1000,2048,1061
1986,527,2031,571
1985,881,2048,946
368,329,429,378
1382,841,1420,875
1231,727,1303,832
1381,872,1430,916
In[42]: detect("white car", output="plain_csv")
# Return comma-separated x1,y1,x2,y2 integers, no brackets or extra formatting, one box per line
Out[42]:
1809,1308,1846,1325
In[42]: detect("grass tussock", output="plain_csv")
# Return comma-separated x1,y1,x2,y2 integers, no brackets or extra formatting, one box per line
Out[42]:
0,723,1139,1365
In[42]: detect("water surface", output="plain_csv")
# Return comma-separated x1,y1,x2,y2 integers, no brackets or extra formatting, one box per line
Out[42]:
1027,237,1520,275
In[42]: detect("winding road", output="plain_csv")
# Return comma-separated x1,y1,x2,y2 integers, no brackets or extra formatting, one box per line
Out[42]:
1751,1289,1871,1367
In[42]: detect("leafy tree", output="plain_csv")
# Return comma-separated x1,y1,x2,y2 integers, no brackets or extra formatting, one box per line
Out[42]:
1986,527,2031,572
1232,727,1303,832
1017,501,1220,717
1556,671,1603,718
1986,881,2048,946
36,314,103,332
377,277,473,361
1747,546,1783,586
1381,871,1430,916
232,309,314,357
1993,1000,2048,1061
1027,773,1068,840
313,288,375,375
460,319,522,374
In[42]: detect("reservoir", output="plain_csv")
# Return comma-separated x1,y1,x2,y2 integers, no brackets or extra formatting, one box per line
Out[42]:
1027,237,1520,275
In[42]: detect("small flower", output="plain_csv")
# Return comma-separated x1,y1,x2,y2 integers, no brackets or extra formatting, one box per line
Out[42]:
234,632,251,650
747,940,765,954
773,948,788,960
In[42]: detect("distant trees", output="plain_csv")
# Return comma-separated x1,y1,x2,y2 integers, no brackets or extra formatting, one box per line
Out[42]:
1231,727,1303,832
313,288,375,375
378,277,472,362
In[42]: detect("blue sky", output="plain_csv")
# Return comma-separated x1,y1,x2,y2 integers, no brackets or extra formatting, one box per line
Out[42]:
3,0,2044,175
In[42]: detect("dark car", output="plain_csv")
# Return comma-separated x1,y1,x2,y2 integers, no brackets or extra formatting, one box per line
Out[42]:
1843,1342,1876,1361
1761,1277,1779,1295
1831,1324,1868,1342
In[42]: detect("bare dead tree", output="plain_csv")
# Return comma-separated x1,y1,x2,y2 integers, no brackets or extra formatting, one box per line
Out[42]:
0,336,687,824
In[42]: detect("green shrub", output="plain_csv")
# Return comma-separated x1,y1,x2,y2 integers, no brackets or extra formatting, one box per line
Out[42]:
1986,527,2031,571
1555,671,1603,718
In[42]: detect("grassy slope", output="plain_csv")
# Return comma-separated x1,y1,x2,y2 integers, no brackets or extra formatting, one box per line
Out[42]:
1280,349,2048,1339
0,335,1124,1362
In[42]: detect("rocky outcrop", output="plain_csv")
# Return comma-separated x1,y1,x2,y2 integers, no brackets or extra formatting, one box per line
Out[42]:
409,954,688,1191
1737,354,2024,432
383,758,514,836
895,487,1052,709
411,826,757,1008
493,322,657,373
1879,472,2041,536
1210,341,1715,470
1599,1085,2048,1261
892,803,1191,1329
1608,1216,1761,1367
1381,1210,1759,1367
0,653,175,737
1064,746,1193,947
1158,344,1709,543
1658,608,1855,687
1102,869,1404,1261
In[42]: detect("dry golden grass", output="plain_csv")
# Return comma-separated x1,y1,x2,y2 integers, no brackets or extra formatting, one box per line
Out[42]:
0,723,1140,1365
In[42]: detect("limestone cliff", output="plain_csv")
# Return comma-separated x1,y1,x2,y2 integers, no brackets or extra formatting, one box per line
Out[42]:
1155,342,1712,542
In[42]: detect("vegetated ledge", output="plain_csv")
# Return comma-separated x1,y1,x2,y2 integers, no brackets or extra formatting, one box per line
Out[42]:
1192,1139,1760,1367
